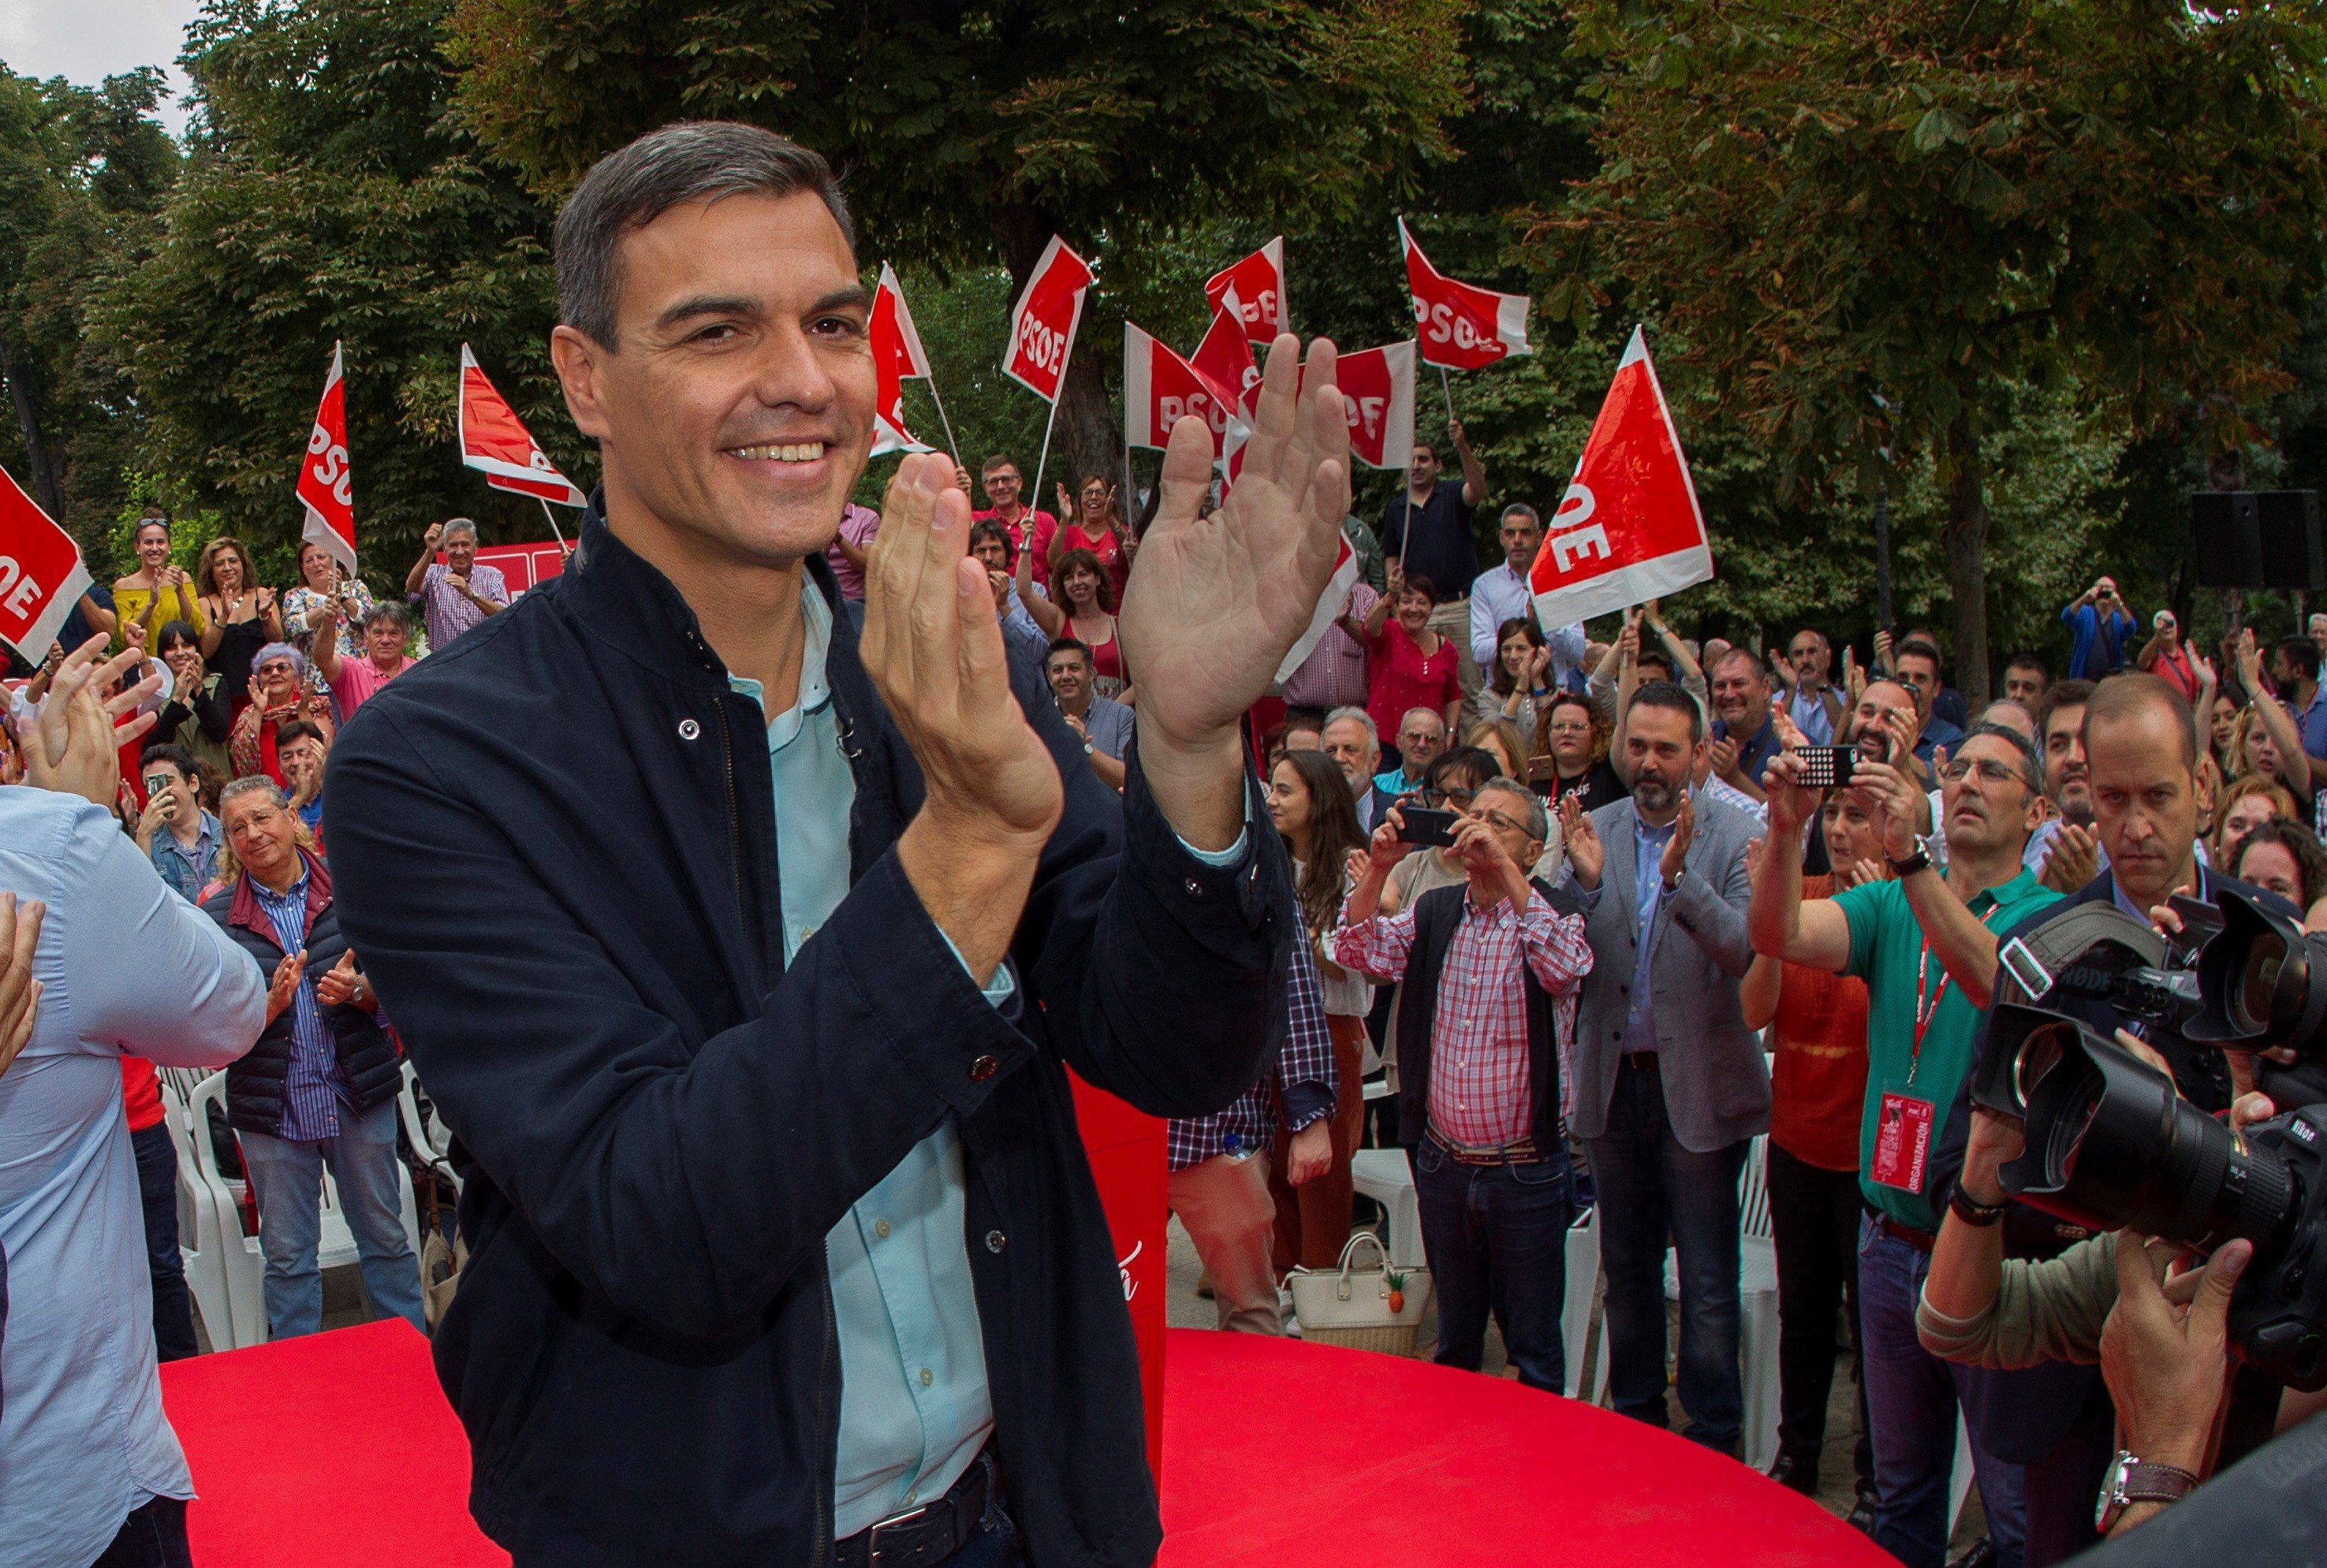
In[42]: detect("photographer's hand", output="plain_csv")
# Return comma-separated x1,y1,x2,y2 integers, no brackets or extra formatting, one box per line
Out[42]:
2099,1232,2250,1530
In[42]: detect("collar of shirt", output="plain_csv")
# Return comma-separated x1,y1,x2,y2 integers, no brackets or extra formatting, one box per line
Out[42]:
727,586,835,748
2109,864,2207,924
252,862,311,917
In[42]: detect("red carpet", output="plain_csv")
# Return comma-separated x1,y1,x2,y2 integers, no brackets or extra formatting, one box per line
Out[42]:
162,1320,1887,1566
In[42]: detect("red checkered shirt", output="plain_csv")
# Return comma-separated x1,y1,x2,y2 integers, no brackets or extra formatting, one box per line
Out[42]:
1330,886,1592,1148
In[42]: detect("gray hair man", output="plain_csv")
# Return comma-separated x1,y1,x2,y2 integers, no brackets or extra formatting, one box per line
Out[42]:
1322,706,1387,831
405,516,509,650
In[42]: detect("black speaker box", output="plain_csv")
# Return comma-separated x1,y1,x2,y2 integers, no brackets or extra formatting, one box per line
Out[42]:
2191,491,2323,590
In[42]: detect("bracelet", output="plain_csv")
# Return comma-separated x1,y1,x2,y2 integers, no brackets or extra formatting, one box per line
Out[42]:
1950,1184,2010,1227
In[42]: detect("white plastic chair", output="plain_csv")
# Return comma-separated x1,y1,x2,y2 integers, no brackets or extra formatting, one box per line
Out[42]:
1350,1147,1424,1268
161,1078,244,1350
181,1071,268,1347
1561,1205,1601,1399
397,1060,460,1196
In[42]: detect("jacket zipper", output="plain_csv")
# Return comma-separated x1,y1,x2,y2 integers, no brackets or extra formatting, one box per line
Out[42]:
710,699,749,938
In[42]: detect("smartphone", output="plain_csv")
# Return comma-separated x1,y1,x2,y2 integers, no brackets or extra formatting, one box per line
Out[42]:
1793,746,1857,790
1397,806,1460,848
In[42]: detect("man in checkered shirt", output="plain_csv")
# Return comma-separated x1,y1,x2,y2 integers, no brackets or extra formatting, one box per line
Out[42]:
1165,939,1339,1335
1330,779,1590,1391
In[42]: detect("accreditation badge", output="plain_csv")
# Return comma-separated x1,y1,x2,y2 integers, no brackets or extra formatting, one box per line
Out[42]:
1870,1089,1936,1193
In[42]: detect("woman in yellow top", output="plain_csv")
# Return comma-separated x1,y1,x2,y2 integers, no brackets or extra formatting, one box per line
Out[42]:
112,509,208,652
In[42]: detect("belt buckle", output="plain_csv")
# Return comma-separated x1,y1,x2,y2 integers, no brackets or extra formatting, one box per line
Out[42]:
865,1500,936,1568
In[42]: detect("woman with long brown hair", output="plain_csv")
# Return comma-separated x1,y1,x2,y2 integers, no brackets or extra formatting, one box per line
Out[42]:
1263,747,1373,1276
1027,546,1130,700
196,535,285,720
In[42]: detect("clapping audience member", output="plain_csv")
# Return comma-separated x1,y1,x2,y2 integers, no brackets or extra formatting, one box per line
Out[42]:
203,776,423,1340
1561,683,1763,1452
1034,547,1128,700
1475,618,1555,739
276,721,331,836
1263,750,1373,1276
1893,637,1965,766
1047,473,1134,605
405,518,509,650
111,508,208,655
1046,638,1130,791
1534,692,1628,812
1741,798,1879,1503
0,635,263,1567
311,601,417,719
1333,781,1592,1391
195,535,284,719
1709,648,1781,805
229,643,334,787
150,619,232,793
281,538,374,669
1468,505,1585,688
135,745,222,903
2029,680,2101,891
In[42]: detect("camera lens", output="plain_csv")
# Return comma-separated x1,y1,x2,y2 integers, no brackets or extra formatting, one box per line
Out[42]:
2243,933,2288,1034
2002,1024,2299,1257
2014,1022,2070,1108
2192,886,2327,1056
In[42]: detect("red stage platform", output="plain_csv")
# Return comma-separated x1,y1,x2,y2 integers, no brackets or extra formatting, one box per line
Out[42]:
161,1320,1885,1566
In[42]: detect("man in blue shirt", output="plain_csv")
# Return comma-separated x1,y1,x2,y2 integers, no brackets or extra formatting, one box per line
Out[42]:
2060,575,2135,681
1894,636,1966,765
1379,423,1485,604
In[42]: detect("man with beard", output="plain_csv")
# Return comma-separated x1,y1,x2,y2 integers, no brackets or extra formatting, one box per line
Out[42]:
2027,680,2101,892
1557,682,1764,1454
1753,715,2057,1568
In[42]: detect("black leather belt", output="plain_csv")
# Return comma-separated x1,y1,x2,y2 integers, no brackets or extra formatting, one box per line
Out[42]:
1426,1127,1542,1167
833,1444,1001,1568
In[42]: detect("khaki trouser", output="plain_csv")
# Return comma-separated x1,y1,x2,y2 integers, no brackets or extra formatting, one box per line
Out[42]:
1169,1151,1281,1335
1430,595,1485,706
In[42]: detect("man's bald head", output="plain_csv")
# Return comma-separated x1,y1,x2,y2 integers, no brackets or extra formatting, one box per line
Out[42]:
2081,672,2197,772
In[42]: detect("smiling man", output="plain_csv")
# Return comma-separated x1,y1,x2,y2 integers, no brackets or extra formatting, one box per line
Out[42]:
325,122,1352,1568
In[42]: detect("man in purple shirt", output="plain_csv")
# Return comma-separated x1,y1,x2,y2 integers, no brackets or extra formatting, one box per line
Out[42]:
405,517,509,651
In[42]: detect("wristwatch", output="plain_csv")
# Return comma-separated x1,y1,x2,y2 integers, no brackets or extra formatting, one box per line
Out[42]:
1888,835,1933,877
1949,1183,2009,1227
2095,1451,2199,1531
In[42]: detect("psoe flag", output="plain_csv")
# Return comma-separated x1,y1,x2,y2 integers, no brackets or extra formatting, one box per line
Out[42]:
869,266,934,456
1400,218,1531,371
1332,341,1416,471
1121,322,1240,458
1203,238,1288,345
459,345,587,507
1528,326,1710,627
0,463,93,661
296,342,358,576
1001,236,1095,402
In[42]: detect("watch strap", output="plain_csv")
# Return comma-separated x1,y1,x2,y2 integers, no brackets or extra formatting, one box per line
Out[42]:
2117,1459,2199,1503
1889,837,1932,877
1949,1185,2010,1227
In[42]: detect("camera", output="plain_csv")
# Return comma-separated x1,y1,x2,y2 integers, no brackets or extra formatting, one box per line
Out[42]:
1971,885,2327,1388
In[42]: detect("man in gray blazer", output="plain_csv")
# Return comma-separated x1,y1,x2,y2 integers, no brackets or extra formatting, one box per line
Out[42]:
1558,681,1768,1454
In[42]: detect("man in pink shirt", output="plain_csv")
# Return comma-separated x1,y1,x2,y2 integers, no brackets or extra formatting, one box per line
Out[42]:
311,600,417,717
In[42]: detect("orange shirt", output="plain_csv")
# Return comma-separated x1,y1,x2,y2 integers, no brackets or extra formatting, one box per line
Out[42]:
1769,875,1872,1172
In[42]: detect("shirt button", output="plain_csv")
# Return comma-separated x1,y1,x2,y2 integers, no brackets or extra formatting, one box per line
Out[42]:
677,718,701,740
1184,877,1203,897
874,1219,891,1240
919,1368,934,1387
986,1229,1007,1253
903,1489,918,1507
970,1055,1000,1082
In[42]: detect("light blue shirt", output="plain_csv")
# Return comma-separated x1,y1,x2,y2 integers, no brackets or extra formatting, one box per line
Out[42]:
1785,685,1837,747
0,788,265,1566
1621,814,1678,1051
733,587,1243,1538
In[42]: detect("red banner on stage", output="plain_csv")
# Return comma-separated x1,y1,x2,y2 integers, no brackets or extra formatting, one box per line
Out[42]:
296,343,358,575
458,345,587,508
0,462,93,661
1001,237,1094,403
1400,219,1531,371
1203,238,1287,345
1527,326,1711,627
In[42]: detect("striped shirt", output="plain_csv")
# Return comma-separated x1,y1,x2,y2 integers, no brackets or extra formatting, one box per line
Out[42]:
1165,933,1339,1172
1332,886,1592,1147
248,869,349,1143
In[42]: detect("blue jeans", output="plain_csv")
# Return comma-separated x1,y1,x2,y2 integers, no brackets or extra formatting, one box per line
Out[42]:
1858,1219,2027,1568
240,1097,426,1339
1585,1060,1747,1451
1411,1136,1573,1392
131,1121,198,1361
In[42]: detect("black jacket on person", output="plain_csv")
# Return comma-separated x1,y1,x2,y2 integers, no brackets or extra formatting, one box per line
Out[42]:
323,501,1292,1568
200,851,401,1138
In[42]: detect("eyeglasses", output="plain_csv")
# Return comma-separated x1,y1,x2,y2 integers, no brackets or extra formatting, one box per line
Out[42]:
1475,810,1526,836
1939,758,2025,787
1423,786,1476,806
1547,720,1592,736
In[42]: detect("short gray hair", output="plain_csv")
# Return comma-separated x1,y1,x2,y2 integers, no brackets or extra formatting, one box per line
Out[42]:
554,121,856,348
1323,706,1379,754
364,602,412,635
1955,721,2044,795
440,517,479,544
219,775,287,814
1474,778,1549,842
1399,706,1448,737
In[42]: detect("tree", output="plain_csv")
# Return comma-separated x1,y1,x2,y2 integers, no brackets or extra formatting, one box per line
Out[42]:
1534,0,2327,698
442,0,1471,493
0,65,177,543
97,0,576,587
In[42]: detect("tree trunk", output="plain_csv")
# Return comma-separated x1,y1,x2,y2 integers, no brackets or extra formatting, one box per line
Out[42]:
990,202,1120,522
0,333,67,523
1941,405,1992,704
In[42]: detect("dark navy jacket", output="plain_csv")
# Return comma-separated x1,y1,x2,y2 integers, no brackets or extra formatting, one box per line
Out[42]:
324,503,1292,1567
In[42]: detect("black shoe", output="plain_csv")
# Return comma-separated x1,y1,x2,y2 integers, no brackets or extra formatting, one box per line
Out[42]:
1947,1539,1997,1568
1847,1482,1880,1535
1766,1450,1820,1496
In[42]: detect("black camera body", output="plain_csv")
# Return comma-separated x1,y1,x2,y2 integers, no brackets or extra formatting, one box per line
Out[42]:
2228,1107,2327,1389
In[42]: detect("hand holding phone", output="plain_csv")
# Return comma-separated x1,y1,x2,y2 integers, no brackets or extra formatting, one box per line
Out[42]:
1793,747,1856,790
1397,806,1460,849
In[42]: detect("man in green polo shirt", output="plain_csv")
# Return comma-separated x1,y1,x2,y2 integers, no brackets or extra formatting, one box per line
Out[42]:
1751,711,2057,1568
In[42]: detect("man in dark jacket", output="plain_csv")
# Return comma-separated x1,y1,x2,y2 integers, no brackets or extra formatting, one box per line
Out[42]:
325,121,1353,1568
204,775,420,1340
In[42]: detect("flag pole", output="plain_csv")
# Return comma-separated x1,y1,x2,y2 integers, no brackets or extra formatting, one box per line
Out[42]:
1028,337,1074,547
923,379,964,474
537,497,571,553
1438,365,1456,426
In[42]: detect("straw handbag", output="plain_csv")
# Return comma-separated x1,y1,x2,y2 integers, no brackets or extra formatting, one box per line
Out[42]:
1287,1231,1433,1355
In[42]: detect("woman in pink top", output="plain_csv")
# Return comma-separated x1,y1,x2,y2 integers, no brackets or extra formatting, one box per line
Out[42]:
1341,561,1461,766
1046,474,1133,605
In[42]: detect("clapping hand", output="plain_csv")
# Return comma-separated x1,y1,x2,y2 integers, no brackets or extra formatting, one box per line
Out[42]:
1558,794,1605,888
28,636,159,807
315,951,365,1009
1658,791,1695,884
0,894,45,1082
263,948,307,1026
1709,732,1743,784
2040,823,2101,893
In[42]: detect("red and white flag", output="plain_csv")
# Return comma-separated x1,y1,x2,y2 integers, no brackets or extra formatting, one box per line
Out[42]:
459,345,587,507
1528,326,1710,626
1203,238,1288,345
1275,534,1361,685
0,463,93,661
1001,237,1095,402
1400,218,1531,371
870,264,935,456
296,343,357,575
1121,323,1241,458
1191,291,1263,478
1333,341,1416,471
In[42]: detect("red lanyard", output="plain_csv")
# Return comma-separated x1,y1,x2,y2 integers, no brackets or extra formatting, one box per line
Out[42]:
1907,903,2003,1082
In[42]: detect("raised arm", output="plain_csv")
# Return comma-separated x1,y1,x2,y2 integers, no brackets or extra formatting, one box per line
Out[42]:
1748,757,1854,973
1449,415,1485,508
406,522,445,596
